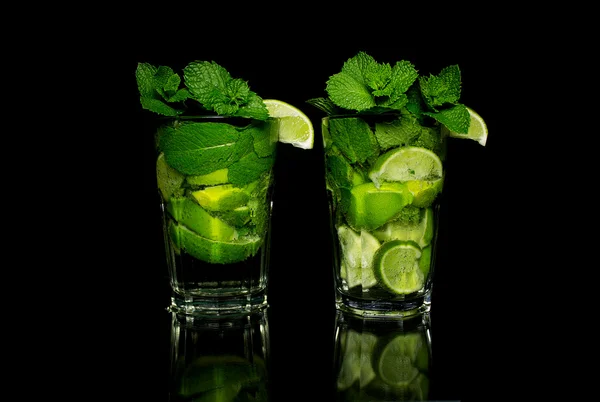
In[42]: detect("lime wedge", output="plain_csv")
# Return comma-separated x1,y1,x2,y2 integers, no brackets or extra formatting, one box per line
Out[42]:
167,197,237,241
156,152,184,201
346,182,413,230
442,106,488,146
360,230,380,288
186,168,229,186
264,99,314,149
405,179,443,208
173,224,262,264
368,146,443,187
337,225,362,288
373,240,424,295
191,184,250,212
373,207,434,248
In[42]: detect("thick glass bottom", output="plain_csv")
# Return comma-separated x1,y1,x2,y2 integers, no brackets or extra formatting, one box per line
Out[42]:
335,290,431,318
169,290,268,316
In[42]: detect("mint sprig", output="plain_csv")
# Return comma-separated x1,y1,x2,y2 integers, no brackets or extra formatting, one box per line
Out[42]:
136,60,269,120
308,51,472,134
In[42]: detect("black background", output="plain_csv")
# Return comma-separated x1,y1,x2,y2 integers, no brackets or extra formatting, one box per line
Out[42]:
115,39,508,401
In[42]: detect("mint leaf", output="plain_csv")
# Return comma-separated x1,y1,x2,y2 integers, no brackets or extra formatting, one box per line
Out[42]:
183,61,268,120
250,121,277,157
328,117,380,163
374,112,421,150
423,104,470,134
135,62,187,116
159,122,240,175
419,65,462,109
228,152,274,186
325,52,418,113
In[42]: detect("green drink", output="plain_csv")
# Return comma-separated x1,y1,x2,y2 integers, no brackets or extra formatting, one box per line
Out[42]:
136,61,313,315
309,52,487,316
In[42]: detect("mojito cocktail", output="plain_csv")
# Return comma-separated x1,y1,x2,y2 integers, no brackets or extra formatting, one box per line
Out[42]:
309,52,487,316
136,61,313,314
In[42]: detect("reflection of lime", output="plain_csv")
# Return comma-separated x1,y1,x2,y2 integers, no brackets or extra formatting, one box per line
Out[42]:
178,355,265,400
336,329,378,390
368,146,443,187
264,99,314,149
374,333,423,386
373,240,424,295
172,224,262,264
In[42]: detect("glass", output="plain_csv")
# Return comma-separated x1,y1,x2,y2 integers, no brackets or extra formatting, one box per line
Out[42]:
323,115,445,317
155,115,278,315
168,307,270,401
333,309,432,401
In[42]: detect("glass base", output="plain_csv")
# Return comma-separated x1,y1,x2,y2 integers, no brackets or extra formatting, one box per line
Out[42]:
335,291,431,318
168,290,268,316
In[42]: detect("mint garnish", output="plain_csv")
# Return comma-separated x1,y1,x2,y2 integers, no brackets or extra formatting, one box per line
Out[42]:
136,60,268,120
308,51,472,134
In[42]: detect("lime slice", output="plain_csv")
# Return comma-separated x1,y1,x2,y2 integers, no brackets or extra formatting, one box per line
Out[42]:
173,224,262,264
368,146,443,187
156,152,184,201
373,207,434,248
373,240,424,295
191,184,250,212
346,182,413,230
374,333,423,386
264,99,314,149
443,106,488,146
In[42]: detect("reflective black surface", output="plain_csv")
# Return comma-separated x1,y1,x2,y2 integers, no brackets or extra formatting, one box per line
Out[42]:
119,44,503,401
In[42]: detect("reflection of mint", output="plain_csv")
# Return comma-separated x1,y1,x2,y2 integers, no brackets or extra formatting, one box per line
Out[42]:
308,51,472,134
135,60,269,120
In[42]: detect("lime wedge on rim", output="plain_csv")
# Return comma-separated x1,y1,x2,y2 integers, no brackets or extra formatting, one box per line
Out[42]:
443,106,488,146
373,240,424,295
368,147,443,187
264,99,314,149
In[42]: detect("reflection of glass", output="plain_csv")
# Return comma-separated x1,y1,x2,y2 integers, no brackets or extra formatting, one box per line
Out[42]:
333,310,431,401
168,307,270,401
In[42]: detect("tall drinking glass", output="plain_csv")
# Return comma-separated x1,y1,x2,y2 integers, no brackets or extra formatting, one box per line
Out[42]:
136,60,314,315
156,116,277,314
309,51,487,317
